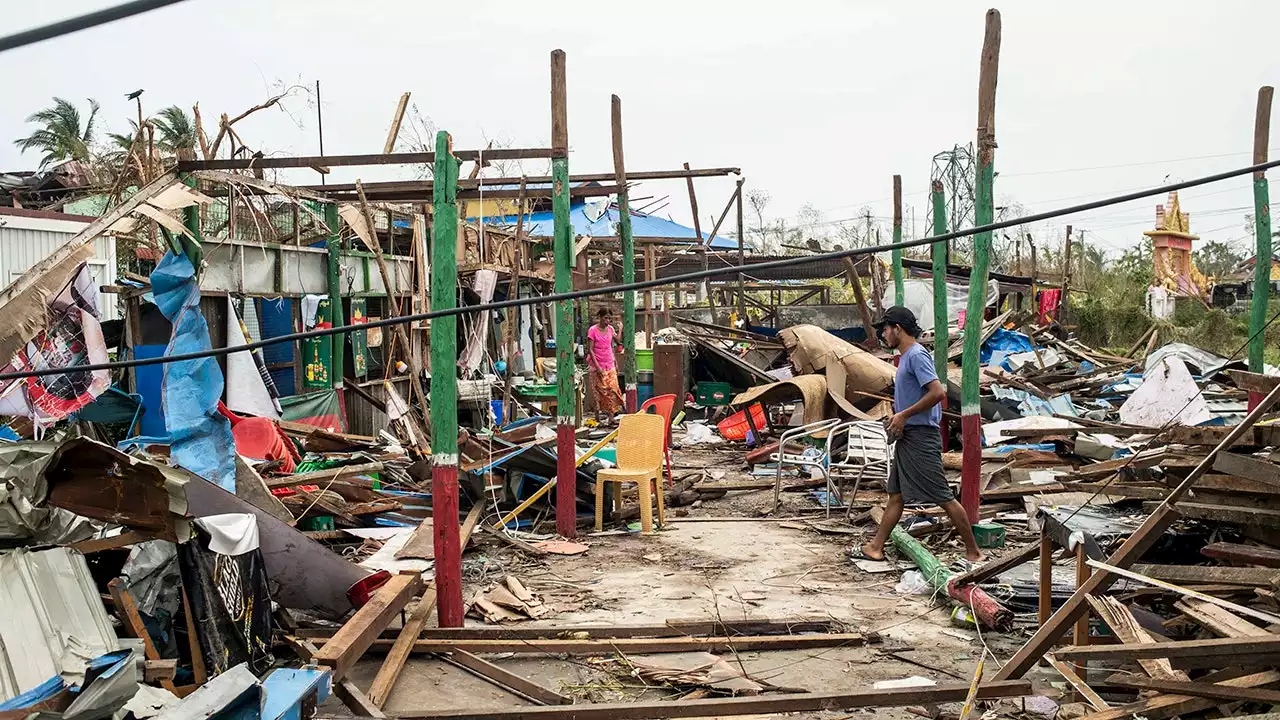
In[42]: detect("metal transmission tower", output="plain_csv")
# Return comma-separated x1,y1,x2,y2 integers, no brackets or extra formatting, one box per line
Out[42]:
931,143,977,261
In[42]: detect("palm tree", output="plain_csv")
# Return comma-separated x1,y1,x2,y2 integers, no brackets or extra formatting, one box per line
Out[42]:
152,105,195,158
13,97,101,167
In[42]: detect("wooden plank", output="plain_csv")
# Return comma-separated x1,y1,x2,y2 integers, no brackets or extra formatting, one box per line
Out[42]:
1228,369,1280,395
69,529,152,554
1132,563,1280,588
177,147,554,172
1158,501,1280,528
1085,595,1186,681
366,504,483,708
181,585,207,685
374,680,1033,720
383,92,411,154
144,659,178,683
312,573,423,679
946,542,1042,588
1099,676,1280,705
1213,452,1280,489
442,650,572,705
1089,559,1280,625
340,633,869,656
1189,473,1280,495
108,578,177,693
1201,541,1280,568
1054,635,1280,662
302,616,842,641
1047,657,1109,711
267,461,385,488
1078,669,1280,720
1173,598,1272,638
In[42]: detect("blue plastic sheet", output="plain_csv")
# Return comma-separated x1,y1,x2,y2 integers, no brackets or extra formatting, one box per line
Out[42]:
152,252,236,491
981,328,1035,365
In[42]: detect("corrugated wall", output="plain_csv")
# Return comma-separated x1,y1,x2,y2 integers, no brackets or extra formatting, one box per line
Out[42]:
0,225,119,321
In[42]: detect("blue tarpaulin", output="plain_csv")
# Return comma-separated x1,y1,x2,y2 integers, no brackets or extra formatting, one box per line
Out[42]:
981,328,1036,366
473,202,740,249
152,251,236,491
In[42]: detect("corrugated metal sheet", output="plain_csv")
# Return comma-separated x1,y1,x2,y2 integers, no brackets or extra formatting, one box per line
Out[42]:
0,221,119,321
0,546,120,702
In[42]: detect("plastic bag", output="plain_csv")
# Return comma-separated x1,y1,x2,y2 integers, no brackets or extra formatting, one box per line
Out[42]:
894,569,931,595
684,423,721,445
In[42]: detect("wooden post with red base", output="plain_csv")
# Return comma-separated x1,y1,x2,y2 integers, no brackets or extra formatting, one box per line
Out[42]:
551,49,578,539
959,9,1001,524
429,130,463,626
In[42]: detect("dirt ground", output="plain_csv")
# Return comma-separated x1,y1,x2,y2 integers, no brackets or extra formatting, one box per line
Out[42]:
325,436,1053,719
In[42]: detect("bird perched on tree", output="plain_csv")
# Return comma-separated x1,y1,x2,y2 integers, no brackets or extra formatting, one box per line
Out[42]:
126,89,144,101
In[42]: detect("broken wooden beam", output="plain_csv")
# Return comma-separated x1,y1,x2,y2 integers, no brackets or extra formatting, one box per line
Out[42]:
440,650,572,705
1200,541,1280,568
1131,563,1280,588
1097,676,1280,705
312,573,423,679
1212,451,1280,489
949,541,1040,588
372,680,1033,720
366,504,484,707
1147,501,1280,528
266,461,385,488
1053,635,1280,663
1047,657,1109,712
330,633,870,656
1076,669,1280,720
299,616,842,641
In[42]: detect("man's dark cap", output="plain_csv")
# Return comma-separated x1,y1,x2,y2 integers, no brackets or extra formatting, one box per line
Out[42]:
875,305,919,330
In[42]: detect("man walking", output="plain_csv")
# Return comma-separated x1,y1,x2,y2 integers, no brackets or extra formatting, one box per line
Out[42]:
860,306,985,563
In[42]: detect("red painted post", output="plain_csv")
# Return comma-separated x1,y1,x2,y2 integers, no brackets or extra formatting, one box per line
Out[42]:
551,50,578,538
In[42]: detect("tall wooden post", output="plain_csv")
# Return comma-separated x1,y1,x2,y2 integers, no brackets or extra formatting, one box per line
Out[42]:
429,131,462,626
1250,86,1274,410
1059,225,1073,324
684,162,713,315
930,180,949,449
612,95,637,413
892,174,905,306
325,201,345,391
960,9,1001,525
551,50,577,539
736,178,747,319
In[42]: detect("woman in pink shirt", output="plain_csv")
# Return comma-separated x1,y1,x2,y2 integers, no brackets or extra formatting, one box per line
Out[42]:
585,307,624,422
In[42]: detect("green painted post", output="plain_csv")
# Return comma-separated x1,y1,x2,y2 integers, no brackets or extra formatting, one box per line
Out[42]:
429,130,463,627
178,175,204,266
551,50,578,539
612,95,637,412
930,181,950,451
961,9,1001,525
324,201,345,388
1249,86,1274,409
892,174,904,306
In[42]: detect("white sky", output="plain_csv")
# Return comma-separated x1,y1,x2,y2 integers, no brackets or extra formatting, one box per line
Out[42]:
5,1,1280,259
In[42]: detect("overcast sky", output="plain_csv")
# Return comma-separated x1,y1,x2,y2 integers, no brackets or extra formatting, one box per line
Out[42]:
6,1,1280,259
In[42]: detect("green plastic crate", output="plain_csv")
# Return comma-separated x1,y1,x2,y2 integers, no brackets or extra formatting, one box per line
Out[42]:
695,381,732,406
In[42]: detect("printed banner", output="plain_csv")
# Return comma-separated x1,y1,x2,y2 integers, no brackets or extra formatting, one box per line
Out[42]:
0,262,110,427
349,298,370,379
279,389,344,432
303,297,333,389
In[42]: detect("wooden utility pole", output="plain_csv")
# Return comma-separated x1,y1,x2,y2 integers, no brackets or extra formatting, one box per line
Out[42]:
959,8,1001,525
892,174,904,306
930,180,949,449
612,95,637,413
429,130,462,626
1059,225,1073,323
550,50,577,539
736,178,747,319
1250,86,1274,410
684,162,713,315
324,202,344,389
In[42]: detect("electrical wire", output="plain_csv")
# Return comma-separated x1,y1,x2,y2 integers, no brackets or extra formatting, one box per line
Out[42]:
7,156,1280,383
0,0,190,53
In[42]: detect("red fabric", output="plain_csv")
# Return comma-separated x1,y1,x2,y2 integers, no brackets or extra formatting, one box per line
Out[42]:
1038,289,1062,325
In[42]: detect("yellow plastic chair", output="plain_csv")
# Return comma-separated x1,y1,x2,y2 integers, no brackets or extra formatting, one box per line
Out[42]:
595,412,667,533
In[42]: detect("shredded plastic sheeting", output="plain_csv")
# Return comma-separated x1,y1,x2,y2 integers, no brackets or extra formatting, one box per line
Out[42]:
1120,355,1212,428
152,251,236,491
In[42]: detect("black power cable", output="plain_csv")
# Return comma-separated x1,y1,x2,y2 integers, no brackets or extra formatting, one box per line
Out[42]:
0,0,190,53
4,156,1280,382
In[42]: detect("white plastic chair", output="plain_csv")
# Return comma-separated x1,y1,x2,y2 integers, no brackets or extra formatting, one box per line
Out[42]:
770,418,843,516
827,420,892,516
